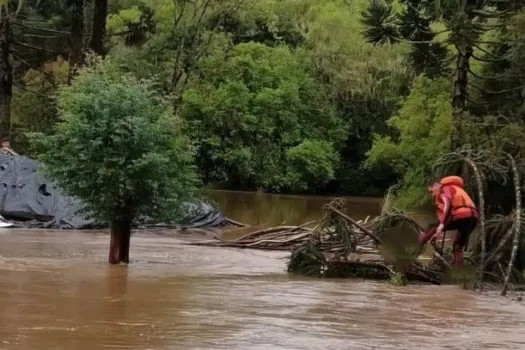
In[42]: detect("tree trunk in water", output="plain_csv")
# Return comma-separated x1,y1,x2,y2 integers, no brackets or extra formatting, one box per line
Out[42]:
502,154,521,296
89,0,107,56
451,45,472,149
69,0,85,84
0,17,12,139
108,206,133,264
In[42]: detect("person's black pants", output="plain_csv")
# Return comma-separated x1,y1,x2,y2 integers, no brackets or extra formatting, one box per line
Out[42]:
419,217,478,267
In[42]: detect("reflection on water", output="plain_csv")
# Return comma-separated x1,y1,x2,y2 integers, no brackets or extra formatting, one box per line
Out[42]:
0,192,523,350
208,190,383,227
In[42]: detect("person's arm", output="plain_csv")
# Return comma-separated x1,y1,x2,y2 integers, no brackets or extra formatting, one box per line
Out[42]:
5,147,18,156
436,194,451,234
440,193,452,224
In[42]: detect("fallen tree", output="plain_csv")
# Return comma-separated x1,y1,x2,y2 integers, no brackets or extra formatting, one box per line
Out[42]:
191,147,525,292
190,197,447,285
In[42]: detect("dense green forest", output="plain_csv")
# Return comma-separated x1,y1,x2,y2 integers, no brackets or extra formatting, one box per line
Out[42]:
5,0,525,208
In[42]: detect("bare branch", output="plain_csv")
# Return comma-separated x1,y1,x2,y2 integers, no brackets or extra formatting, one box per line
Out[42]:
474,44,505,60
471,6,516,18
471,83,525,95
12,21,71,35
106,30,131,37
11,40,67,56
393,37,434,44
12,53,53,77
466,96,490,106
477,40,525,46
502,154,522,296
21,33,62,39
468,68,510,81
13,82,53,99
472,53,506,62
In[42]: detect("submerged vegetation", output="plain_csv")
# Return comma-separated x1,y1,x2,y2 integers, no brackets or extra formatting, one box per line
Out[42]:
29,57,199,264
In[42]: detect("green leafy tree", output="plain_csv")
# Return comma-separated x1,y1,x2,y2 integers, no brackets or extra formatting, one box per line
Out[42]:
181,42,346,192
12,58,70,151
286,140,340,193
361,0,522,146
475,10,525,118
105,0,412,195
29,57,199,264
365,75,453,208
286,0,412,195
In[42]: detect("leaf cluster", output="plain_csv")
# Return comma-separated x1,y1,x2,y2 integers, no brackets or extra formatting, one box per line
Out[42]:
28,57,199,223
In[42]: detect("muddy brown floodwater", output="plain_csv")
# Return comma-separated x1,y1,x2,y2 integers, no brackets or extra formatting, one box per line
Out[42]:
0,191,524,350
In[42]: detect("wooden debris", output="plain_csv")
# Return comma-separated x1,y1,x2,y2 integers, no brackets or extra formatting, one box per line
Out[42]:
188,198,448,285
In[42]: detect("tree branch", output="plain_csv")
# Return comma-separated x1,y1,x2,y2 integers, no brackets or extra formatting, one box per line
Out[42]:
472,53,506,62
12,53,53,77
12,21,71,35
501,154,521,296
393,37,434,44
13,82,53,99
474,44,505,60
11,40,67,56
471,83,525,94
468,68,509,81
471,7,516,18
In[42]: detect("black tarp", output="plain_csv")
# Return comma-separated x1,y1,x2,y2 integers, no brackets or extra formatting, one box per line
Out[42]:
0,154,225,229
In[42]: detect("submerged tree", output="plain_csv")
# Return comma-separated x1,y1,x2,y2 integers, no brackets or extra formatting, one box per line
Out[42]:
29,57,199,264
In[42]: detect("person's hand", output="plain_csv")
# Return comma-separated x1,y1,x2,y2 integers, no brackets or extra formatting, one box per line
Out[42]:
430,223,445,243
436,223,444,236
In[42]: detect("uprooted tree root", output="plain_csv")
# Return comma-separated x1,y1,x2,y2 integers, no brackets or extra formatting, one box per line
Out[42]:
189,198,446,285
286,199,443,285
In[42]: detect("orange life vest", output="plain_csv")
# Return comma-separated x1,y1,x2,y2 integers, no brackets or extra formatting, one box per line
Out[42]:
434,176,478,224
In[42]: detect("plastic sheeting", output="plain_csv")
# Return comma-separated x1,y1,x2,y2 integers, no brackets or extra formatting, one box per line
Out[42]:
0,154,225,229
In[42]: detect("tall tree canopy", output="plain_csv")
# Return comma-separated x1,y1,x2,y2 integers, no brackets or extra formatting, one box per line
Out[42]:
10,0,525,207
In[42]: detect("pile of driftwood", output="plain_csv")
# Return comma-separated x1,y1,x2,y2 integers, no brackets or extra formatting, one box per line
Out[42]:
190,197,448,285
188,223,313,250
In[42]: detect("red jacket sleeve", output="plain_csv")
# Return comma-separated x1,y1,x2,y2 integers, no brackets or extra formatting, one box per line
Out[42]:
440,187,454,224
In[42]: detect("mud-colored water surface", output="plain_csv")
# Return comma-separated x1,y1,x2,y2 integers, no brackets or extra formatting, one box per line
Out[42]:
208,190,384,227
0,192,524,350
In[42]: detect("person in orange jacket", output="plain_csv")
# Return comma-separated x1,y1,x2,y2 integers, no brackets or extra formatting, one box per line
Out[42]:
418,176,479,267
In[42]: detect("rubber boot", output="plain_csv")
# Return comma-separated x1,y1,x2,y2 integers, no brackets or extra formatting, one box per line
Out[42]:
453,245,464,268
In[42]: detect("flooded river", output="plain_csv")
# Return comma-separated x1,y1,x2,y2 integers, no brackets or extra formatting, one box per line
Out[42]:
0,191,524,349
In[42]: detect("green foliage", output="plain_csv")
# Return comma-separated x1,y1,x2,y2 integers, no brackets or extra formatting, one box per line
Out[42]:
101,0,412,195
107,2,156,45
107,5,143,32
290,0,412,195
365,75,453,208
295,0,411,100
28,57,199,224
474,11,525,118
388,272,408,286
361,0,450,77
11,59,69,152
286,140,340,192
181,42,346,192
19,0,525,204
